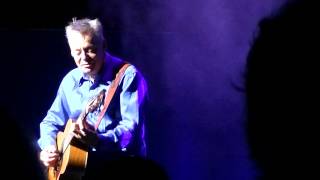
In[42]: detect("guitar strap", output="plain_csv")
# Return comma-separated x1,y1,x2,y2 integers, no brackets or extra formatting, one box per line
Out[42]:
94,63,131,131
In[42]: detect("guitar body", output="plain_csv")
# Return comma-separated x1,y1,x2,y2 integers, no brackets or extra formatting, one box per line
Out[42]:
47,89,106,180
48,119,88,180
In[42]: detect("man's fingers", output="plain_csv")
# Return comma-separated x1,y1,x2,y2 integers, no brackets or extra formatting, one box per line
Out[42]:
41,152,58,160
43,161,49,167
80,129,86,136
73,128,86,137
44,145,57,153
72,130,82,139
47,153,59,159
75,121,84,130
40,151,59,167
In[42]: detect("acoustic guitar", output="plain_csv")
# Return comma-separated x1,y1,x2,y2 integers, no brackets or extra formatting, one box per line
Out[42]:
48,89,106,180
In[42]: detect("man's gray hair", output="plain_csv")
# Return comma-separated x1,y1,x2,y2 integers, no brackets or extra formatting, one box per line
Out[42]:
65,18,105,43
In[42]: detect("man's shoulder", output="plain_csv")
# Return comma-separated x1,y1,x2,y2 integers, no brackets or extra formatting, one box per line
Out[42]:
107,53,138,76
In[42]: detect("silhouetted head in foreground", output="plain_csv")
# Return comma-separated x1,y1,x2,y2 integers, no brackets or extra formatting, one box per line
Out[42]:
0,105,44,179
84,155,168,179
246,0,318,179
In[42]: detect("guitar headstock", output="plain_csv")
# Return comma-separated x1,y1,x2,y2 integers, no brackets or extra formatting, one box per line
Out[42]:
85,89,106,113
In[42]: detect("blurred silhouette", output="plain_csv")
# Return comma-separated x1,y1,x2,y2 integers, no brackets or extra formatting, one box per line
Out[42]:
246,0,318,179
0,105,44,179
84,155,169,179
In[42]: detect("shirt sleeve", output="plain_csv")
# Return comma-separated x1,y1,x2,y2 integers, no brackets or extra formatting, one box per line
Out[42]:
37,79,70,150
96,66,147,151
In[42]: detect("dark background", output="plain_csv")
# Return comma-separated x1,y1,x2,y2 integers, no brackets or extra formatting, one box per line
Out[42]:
1,0,316,179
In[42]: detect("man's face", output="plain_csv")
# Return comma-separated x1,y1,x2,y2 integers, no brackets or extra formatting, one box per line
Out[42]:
68,31,104,76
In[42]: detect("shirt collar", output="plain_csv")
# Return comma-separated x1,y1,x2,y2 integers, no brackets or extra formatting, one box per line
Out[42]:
78,52,120,88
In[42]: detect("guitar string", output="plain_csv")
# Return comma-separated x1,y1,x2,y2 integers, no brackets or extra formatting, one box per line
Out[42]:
60,89,105,154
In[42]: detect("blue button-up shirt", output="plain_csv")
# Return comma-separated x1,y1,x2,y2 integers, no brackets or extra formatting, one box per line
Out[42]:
38,53,147,156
